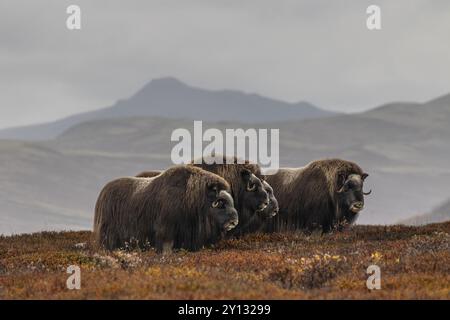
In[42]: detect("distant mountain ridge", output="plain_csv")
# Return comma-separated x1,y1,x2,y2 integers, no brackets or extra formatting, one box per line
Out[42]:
0,77,335,141
399,199,450,225
45,91,450,227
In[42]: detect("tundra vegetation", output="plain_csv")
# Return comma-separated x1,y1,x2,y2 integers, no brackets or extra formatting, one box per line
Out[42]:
0,222,448,299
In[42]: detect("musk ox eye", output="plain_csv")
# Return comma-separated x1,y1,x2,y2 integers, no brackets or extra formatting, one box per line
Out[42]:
212,199,223,208
247,182,256,192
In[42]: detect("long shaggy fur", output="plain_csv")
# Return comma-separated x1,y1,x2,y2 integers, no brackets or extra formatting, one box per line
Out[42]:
235,180,279,234
136,170,162,178
94,165,231,251
266,159,366,232
189,155,267,237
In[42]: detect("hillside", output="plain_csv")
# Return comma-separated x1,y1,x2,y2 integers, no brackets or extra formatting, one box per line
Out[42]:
43,90,450,225
400,199,450,226
0,223,449,299
362,93,450,129
0,78,334,141
0,139,162,235
1,86,450,234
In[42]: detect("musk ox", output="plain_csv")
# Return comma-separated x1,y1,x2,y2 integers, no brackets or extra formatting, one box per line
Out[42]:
138,169,280,235
239,179,280,234
261,180,279,218
189,156,271,237
94,165,238,253
266,159,371,233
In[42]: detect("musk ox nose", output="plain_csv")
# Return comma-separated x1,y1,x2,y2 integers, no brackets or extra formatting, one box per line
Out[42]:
258,201,269,211
225,212,239,231
350,201,364,213
271,208,279,217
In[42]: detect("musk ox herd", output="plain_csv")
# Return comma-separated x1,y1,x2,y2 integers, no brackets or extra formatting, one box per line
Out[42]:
94,156,371,253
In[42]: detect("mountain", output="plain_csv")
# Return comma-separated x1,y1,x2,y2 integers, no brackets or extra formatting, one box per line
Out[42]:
0,139,163,234
45,93,450,226
0,77,335,140
362,92,450,129
399,199,450,225
1,82,450,234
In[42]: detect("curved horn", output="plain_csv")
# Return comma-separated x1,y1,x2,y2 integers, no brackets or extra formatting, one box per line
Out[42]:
363,189,372,195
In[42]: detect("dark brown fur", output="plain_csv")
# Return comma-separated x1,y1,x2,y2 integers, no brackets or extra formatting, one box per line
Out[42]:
266,159,369,232
94,165,234,252
136,157,274,236
189,155,269,237
136,170,162,178
235,180,279,234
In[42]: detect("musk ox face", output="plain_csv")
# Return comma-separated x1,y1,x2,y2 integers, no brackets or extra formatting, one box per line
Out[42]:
261,180,279,218
337,173,371,214
207,185,239,232
241,169,269,213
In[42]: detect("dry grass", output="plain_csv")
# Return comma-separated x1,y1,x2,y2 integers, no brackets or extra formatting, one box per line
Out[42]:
0,222,449,299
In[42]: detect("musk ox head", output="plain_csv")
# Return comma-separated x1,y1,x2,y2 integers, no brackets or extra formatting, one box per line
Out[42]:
162,166,240,251
336,172,371,214
190,155,269,216
206,185,239,232
241,168,270,214
260,180,279,218
136,167,239,233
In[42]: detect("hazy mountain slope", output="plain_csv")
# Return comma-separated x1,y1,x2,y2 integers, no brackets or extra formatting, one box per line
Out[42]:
1,90,450,234
0,78,335,141
44,106,450,227
399,199,450,225
0,140,169,235
362,93,450,129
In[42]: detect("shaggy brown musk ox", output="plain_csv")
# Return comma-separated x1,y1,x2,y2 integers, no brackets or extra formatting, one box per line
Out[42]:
94,165,238,252
240,179,280,233
266,159,371,233
136,167,279,234
189,156,271,237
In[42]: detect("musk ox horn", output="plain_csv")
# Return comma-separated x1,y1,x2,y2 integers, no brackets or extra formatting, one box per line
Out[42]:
337,183,349,193
363,189,372,195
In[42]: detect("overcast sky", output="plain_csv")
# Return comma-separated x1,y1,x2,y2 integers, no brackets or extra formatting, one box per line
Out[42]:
0,0,449,129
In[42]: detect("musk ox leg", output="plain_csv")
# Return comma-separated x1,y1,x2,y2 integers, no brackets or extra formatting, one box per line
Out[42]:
162,241,174,255
155,231,174,254
321,224,332,234
307,228,323,237
333,220,348,232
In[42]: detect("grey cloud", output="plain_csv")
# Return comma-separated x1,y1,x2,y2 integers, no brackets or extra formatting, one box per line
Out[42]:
0,0,449,128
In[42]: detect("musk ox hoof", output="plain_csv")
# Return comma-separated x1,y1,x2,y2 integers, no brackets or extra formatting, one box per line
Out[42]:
74,242,87,250
162,241,174,255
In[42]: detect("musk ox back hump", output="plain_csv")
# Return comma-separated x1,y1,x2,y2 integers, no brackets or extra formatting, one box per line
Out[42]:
136,170,162,178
